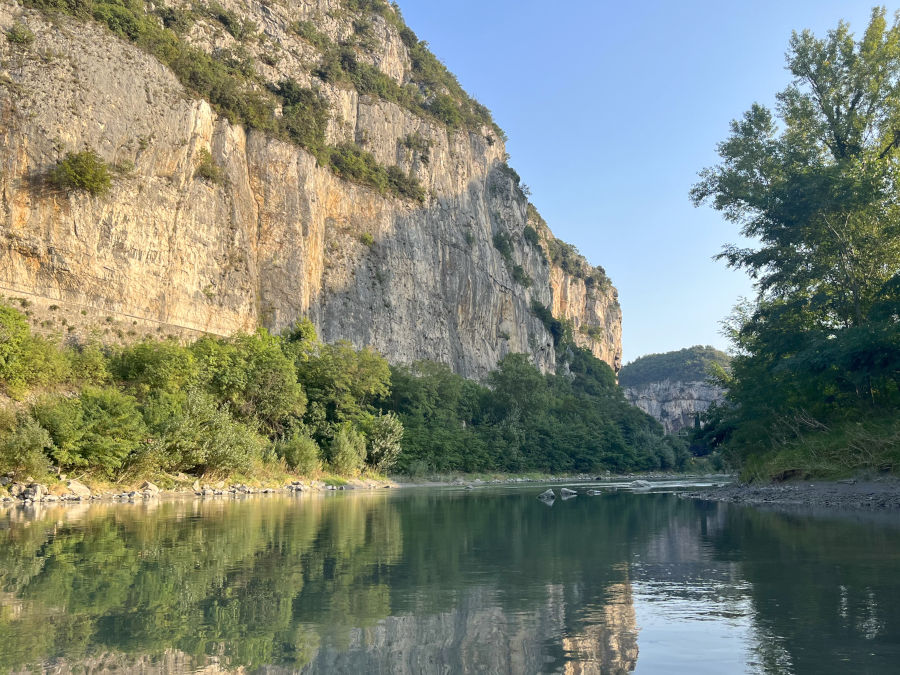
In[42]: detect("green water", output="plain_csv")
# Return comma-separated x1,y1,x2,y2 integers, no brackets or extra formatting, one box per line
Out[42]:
0,484,898,673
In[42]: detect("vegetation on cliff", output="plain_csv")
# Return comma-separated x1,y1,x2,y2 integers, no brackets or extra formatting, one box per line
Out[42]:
691,8,900,480
618,346,730,388
0,302,673,484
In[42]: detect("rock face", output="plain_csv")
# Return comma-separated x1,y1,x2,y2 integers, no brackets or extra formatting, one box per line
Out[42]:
623,380,725,434
0,0,621,379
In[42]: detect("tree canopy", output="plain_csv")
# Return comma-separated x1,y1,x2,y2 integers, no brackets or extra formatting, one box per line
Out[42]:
691,8,900,478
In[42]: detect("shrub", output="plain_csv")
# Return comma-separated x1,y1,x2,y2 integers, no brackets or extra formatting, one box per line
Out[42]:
0,305,69,399
291,19,331,51
112,340,198,395
67,343,112,384
194,148,223,184
192,331,305,433
6,22,35,45
361,411,403,471
328,423,366,474
523,225,540,248
275,433,321,474
512,265,532,287
70,387,147,477
275,80,329,156
359,232,375,247
0,416,52,478
50,150,112,195
144,388,260,475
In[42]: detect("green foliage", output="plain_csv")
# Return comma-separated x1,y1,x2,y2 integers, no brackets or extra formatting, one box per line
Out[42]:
691,9,900,478
382,349,670,475
530,301,572,348
194,148,223,184
523,225,540,248
274,432,321,474
360,411,403,471
291,337,391,443
199,1,257,40
275,80,329,157
0,305,69,399
71,387,146,477
49,150,112,195
143,388,261,475
0,414,52,479
112,340,198,395
5,22,35,45
66,343,112,385
291,20,331,51
619,346,731,387
326,144,424,201
192,331,306,433
328,422,366,474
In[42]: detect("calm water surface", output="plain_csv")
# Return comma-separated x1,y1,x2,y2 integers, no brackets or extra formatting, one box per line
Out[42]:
1,483,898,673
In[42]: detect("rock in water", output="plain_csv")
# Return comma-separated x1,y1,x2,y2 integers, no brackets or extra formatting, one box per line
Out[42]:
630,480,652,489
560,488,577,497
538,489,555,501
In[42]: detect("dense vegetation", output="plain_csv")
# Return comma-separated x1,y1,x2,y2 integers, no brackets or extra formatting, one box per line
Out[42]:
691,9,900,480
0,304,399,481
0,301,676,483
387,353,687,475
618,346,730,388
23,0,426,201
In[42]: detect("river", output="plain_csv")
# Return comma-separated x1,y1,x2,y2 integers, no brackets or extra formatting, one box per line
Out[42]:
0,481,897,673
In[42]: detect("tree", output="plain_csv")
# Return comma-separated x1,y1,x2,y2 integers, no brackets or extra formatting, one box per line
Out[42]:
691,8,900,467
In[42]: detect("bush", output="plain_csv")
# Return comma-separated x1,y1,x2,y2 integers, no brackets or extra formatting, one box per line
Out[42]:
191,331,305,433
112,340,198,395
68,387,147,477
50,150,112,195
0,416,52,478
275,433,321,474
66,343,112,384
32,395,86,469
144,388,260,475
328,423,366,474
0,305,69,399
194,148,223,184
523,225,540,248
361,411,403,471
6,22,35,45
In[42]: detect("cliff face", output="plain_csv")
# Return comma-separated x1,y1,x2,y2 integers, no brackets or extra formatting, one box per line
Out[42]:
0,0,621,378
623,381,725,434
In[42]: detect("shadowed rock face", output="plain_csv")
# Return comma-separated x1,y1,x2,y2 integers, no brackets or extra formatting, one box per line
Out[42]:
623,380,725,433
0,0,621,378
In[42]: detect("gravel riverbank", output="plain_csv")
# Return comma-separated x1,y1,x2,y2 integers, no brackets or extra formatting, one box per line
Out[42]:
679,478,900,511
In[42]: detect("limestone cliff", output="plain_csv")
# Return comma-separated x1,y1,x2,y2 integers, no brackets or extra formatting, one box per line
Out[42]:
623,380,725,434
0,0,621,378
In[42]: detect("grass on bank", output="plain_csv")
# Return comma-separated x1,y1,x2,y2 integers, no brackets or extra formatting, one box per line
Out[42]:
737,415,900,483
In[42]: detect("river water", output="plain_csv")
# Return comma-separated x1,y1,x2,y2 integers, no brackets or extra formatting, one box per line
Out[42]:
0,482,898,673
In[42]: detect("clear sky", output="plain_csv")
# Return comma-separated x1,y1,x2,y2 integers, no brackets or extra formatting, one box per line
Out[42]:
395,0,880,363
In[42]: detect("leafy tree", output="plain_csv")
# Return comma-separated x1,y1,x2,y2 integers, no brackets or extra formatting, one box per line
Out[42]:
50,150,112,195
691,8,900,474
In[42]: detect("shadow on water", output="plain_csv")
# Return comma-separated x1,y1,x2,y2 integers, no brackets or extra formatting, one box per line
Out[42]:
0,488,898,673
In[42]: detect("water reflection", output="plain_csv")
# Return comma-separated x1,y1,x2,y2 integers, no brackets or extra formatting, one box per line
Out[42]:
0,489,898,673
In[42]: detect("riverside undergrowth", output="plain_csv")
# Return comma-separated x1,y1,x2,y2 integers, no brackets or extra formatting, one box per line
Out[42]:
0,301,677,485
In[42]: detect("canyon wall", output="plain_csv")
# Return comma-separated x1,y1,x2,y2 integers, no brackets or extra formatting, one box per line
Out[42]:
0,0,621,378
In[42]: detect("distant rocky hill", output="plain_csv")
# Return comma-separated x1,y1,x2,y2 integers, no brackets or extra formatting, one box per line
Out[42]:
0,0,620,378
620,346,728,433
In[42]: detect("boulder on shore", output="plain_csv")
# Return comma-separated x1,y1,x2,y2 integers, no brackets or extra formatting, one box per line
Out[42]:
66,479,92,498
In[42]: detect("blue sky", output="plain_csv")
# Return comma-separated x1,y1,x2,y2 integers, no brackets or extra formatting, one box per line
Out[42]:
395,0,880,362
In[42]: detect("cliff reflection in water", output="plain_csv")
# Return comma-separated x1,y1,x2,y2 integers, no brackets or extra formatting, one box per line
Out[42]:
1,490,899,673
